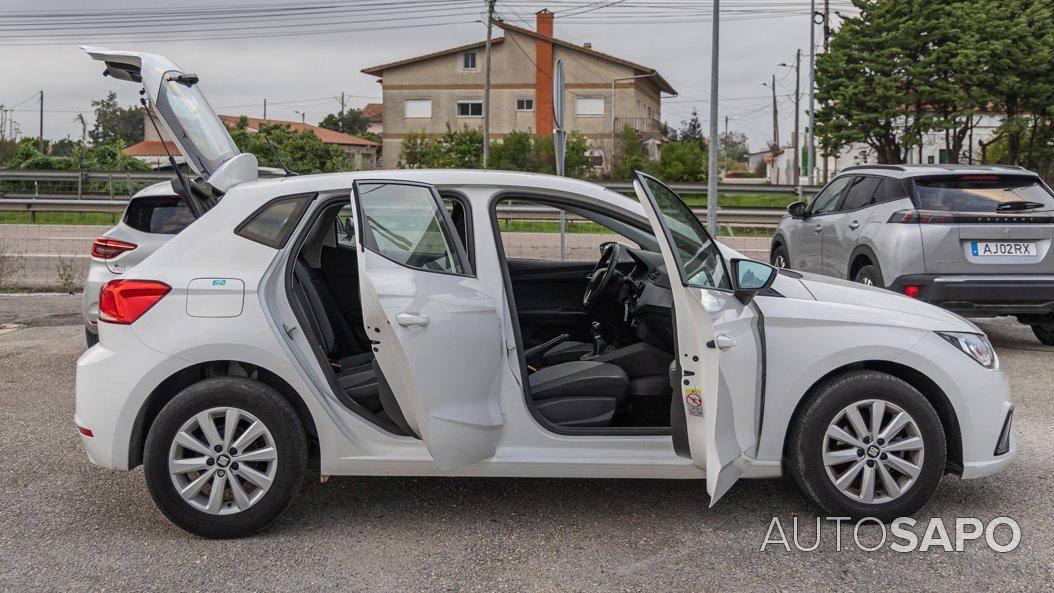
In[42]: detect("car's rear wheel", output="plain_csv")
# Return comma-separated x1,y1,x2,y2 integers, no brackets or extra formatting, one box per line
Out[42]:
85,327,98,348
1031,323,1054,346
787,370,946,521
143,377,307,538
854,264,883,287
771,244,789,269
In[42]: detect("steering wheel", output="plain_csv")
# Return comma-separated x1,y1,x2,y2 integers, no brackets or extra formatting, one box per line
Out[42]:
583,242,625,309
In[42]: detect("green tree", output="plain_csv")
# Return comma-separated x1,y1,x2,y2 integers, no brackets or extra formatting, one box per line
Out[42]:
319,108,369,135
679,109,704,148
657,140,707,182
89,91,143,146
611,125,657,179
488,130,536,172
228,117,352,173
719,130,750,162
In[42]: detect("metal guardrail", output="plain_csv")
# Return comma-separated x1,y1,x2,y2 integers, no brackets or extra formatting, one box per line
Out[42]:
0,169,804,226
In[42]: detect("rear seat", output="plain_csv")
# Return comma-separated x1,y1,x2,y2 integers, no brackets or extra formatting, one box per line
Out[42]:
292,259,381,411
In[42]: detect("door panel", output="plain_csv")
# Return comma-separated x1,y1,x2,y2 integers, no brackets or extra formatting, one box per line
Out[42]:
353,180,504,470
631,172,763,504
797,176,854,272
822,176,881,277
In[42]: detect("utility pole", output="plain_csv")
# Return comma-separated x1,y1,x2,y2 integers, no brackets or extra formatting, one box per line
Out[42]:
706,0,720,235
769,74,779,147
482,0,497,168
339,92,346,132
822,0,830,182
263,98,267,120
793,49,801,189
807,0,817,186
38,90,44,153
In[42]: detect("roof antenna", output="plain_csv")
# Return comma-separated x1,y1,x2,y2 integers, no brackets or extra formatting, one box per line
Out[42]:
141,94,205,217
263,134,297,176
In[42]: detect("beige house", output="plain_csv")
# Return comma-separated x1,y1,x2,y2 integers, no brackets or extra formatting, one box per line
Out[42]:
362,9,676,170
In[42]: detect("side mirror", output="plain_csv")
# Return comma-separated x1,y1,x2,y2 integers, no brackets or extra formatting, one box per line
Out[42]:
787,201,807,218
730,258,777,305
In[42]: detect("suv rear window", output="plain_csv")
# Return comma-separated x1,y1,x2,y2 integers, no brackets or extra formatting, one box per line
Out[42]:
124,196,195,234
914,175,1054,212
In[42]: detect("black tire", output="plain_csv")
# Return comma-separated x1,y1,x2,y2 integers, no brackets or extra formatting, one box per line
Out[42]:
771,244,789,268
786,370,946,522
85,327,99,348
854,264,884,288
143,376,307,538
1031,323,1054,346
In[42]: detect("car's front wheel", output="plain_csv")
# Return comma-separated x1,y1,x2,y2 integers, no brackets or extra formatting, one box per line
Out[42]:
771,244,789,269
143,377,307,538
1031,323,1054,346
787,370,946,522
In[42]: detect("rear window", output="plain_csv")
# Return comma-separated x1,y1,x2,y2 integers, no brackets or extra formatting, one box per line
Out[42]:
124,196,194,234
913,176,1054,212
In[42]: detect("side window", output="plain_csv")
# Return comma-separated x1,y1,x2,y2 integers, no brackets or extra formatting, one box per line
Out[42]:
839,176,882,211
494,198,653,262
878,178,909,203
236,194,312,248
356,182,467,275
124,196,195,235
810,176,853,215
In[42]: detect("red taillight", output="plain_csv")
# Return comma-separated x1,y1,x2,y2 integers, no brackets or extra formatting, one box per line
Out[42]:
98,280,171,324
77,425,94,438
91,237,137,259
904,285,920,298
887,209,954,224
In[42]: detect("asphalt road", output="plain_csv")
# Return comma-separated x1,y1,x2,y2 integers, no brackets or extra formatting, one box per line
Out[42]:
1,294,1052,592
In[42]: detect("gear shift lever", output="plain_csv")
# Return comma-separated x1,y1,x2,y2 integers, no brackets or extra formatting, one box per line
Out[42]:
591,321,609,356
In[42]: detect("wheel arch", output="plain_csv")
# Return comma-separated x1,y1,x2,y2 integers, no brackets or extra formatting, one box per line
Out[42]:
770,233,790,264
781,360,963,475
847,244,881,281
127,360,320,469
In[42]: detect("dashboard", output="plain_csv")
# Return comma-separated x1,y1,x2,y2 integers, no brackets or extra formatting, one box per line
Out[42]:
618,247,676,351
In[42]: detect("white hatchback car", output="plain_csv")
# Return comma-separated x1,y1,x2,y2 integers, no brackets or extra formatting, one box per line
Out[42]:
76,48,1015,538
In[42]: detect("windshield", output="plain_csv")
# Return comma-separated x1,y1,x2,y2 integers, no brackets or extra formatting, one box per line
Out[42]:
640,176,730,290
914,175,1054,212
155,73,239,176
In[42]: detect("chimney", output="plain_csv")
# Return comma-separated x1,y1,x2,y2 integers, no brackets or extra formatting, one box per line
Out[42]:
583,42,592,49
535,9,555,135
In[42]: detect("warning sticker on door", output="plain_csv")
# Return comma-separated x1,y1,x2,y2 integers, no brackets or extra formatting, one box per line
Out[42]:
684,389,702,408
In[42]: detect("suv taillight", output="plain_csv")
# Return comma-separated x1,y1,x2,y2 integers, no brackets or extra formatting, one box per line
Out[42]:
98,280,170,324
887,209,955,224
91,237,137,259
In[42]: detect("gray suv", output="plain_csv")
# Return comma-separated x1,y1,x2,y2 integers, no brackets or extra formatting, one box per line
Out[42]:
772,164,1054,344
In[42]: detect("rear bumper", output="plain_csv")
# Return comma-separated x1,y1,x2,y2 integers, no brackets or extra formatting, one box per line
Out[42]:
888,274,1054,316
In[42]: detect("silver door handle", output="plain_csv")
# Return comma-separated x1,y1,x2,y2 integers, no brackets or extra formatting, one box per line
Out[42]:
396,313,430,327
813,224,823,233
714,334,737,349
848,221,860,230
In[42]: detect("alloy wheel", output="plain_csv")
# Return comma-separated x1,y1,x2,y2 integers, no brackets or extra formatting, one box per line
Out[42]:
861,276,874,286
822,399,925,504
168,406,278,515
773,253,786,268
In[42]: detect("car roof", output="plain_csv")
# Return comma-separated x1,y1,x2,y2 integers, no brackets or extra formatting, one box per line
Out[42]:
836,163,1038,179
219,168,646,218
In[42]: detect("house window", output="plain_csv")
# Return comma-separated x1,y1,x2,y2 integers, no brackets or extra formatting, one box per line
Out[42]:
456,100,483,117
586,149,605,168
516,97,534,111
404,99,432,119
462,52,478,70
576,97,604,117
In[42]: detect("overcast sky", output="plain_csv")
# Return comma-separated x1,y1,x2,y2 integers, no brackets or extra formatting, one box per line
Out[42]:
0,1,845,152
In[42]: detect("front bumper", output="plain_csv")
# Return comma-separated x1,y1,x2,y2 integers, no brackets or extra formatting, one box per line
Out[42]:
889,274,1054,316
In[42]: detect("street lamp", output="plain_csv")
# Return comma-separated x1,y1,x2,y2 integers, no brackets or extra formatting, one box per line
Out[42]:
294,110,306,123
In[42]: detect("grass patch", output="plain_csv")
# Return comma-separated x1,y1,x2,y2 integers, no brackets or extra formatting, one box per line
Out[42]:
0,211,120,225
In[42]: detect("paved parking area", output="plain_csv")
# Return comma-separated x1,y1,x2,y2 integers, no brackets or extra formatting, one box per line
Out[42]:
1,294,1051,592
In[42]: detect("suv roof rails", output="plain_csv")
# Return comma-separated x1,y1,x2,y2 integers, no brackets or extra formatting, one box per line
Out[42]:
840,164,906,172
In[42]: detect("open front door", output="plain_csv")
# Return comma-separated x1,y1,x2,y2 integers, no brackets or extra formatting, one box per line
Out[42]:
632,172,764,504
351,180,504,470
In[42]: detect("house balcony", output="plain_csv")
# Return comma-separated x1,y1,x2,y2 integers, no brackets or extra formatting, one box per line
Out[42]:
615,117,664,137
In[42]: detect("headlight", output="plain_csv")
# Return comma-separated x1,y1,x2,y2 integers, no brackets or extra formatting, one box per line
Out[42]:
936,331,997,368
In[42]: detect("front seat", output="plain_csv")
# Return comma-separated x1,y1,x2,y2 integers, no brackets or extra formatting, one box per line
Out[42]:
528,361,629,427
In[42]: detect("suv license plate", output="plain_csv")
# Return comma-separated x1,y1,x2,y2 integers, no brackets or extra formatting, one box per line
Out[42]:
970,241,1038,257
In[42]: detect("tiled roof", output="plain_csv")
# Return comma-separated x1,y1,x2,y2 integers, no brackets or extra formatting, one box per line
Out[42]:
122,140,181,156
217,115,379,147
361,103,382,122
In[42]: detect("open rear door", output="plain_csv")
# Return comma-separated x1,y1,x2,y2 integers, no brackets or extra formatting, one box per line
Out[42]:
351,180,504,470
632,172,764,504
